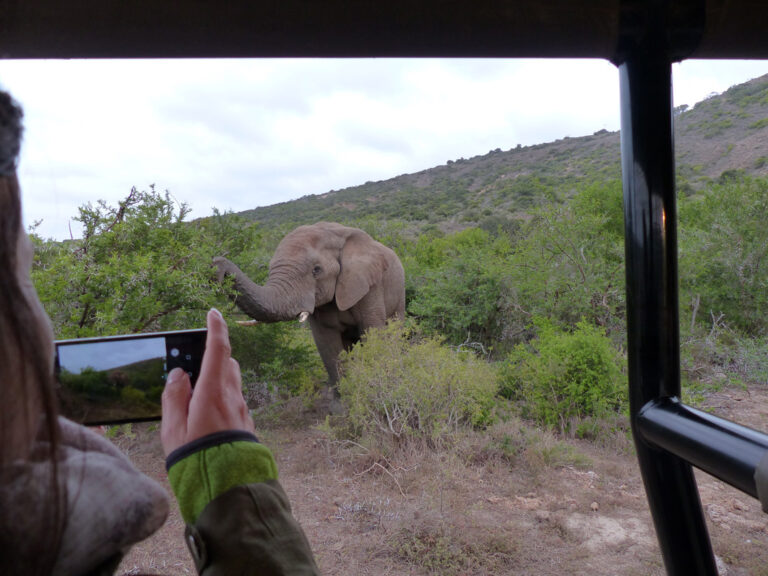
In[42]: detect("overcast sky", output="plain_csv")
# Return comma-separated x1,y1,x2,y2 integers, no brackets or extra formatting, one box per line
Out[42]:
0,58,766,240
58,336,165,374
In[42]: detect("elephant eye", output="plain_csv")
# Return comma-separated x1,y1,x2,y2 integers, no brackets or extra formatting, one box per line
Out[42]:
312,265,322,277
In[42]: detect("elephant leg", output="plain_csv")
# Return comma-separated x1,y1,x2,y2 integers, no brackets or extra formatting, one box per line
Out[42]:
341,325,361,352
308,318,344,388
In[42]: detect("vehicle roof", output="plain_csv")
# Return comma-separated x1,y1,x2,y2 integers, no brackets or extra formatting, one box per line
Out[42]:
1,1,766,61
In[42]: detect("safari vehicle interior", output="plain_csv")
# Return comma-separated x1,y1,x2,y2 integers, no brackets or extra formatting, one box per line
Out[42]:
2,1,768,574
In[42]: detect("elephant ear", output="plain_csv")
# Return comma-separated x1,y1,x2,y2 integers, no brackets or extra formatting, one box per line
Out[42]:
336,232,388,311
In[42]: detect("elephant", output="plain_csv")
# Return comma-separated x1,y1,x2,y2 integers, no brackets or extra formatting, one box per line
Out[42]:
213,222,405,389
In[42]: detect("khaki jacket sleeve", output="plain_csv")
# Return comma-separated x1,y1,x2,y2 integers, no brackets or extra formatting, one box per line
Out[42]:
185,480,320,576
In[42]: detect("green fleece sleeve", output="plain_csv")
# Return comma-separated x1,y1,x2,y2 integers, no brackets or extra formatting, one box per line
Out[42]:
166,432,278,524
189,481,320,575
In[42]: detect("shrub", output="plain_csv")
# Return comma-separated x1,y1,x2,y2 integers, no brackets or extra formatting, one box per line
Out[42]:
120,386,146,404
470,417,594,471
499,318,626,433
404,228,513,349
32,188,264,337
678,176,768,336
336,321,497,446
680,322,768,405
229,322,325,402
390,523,518,576
504,182,626,347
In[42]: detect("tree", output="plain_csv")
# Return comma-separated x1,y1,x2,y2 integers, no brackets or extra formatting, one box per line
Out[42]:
34,187,326,399
504,181,626,342
32,186,262,337
679,176,768,336
405,228,513,348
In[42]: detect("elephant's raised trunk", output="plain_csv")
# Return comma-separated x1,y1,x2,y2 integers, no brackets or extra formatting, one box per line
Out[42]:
213,257,311,323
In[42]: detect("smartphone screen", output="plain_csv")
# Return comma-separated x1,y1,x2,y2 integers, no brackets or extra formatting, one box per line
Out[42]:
55,328,206,425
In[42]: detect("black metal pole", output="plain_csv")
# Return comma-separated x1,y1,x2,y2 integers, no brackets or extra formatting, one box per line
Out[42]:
619,54,718,574
638,398,768,498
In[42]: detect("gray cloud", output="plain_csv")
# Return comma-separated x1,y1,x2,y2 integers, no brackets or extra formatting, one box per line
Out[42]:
1,58,766,240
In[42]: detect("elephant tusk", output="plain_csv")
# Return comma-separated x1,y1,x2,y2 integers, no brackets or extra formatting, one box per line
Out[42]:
298,311,310,323
236,320,260,326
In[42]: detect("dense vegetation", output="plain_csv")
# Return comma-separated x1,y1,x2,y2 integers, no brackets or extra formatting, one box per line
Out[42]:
57,357,167,422
33,74,768,442
241,75,768,230
32,186,323,395
35,173,768,438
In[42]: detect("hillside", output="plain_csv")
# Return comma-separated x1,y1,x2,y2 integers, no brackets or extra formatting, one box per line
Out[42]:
676,76,768,191
239,73,768,229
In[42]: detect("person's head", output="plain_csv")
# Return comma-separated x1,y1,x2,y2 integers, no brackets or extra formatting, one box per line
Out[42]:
0,90,57,463
0,90,64,575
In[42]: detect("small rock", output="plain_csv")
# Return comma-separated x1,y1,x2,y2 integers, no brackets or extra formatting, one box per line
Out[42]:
707,503,726,522
715,555,729,575
516,496,543,510
590,502,599,512
535,510,551,522
731,499,748,511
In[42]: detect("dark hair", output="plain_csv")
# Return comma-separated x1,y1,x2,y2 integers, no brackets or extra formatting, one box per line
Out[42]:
0,91,64,575
0,92,23,176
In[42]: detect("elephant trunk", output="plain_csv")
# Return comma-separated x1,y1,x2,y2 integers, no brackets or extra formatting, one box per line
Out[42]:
213,257,311,322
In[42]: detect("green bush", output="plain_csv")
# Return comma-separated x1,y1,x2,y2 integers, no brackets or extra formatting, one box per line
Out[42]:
32,187,264,338
228,322,324,400
120,386,146,404
505,182,626,343
680,325,768,403
499,318,626,433
678,176,768,336
404,228,513,348
337,321,497,446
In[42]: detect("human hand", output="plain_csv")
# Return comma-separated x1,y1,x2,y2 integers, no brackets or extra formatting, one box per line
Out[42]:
161,309,255,456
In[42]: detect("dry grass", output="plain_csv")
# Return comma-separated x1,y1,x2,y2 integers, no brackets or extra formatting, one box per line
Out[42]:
118,383,768,575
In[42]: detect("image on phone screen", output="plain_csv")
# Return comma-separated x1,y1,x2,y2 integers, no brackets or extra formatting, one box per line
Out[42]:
55,329,206,425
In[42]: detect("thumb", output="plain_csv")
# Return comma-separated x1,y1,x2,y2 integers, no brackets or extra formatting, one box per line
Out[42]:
161,368,192,456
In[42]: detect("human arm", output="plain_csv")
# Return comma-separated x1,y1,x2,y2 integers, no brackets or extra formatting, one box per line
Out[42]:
161,309,319,575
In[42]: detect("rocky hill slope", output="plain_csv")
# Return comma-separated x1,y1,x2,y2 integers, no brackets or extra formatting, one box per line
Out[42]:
238,73,768,229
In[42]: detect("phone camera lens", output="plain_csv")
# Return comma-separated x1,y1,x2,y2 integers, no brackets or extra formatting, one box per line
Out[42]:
170,348,180,357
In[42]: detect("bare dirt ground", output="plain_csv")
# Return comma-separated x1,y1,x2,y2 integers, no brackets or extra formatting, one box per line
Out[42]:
117,383,768,576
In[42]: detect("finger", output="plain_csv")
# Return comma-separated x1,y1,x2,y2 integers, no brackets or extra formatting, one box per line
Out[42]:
161,368,192,456
196,308,231,392
231,360,256,433
228,357,254,430
214,358,244,418
225,357,242,392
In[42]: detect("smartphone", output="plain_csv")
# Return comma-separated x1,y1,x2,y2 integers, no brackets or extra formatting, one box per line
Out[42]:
55,328,207,426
